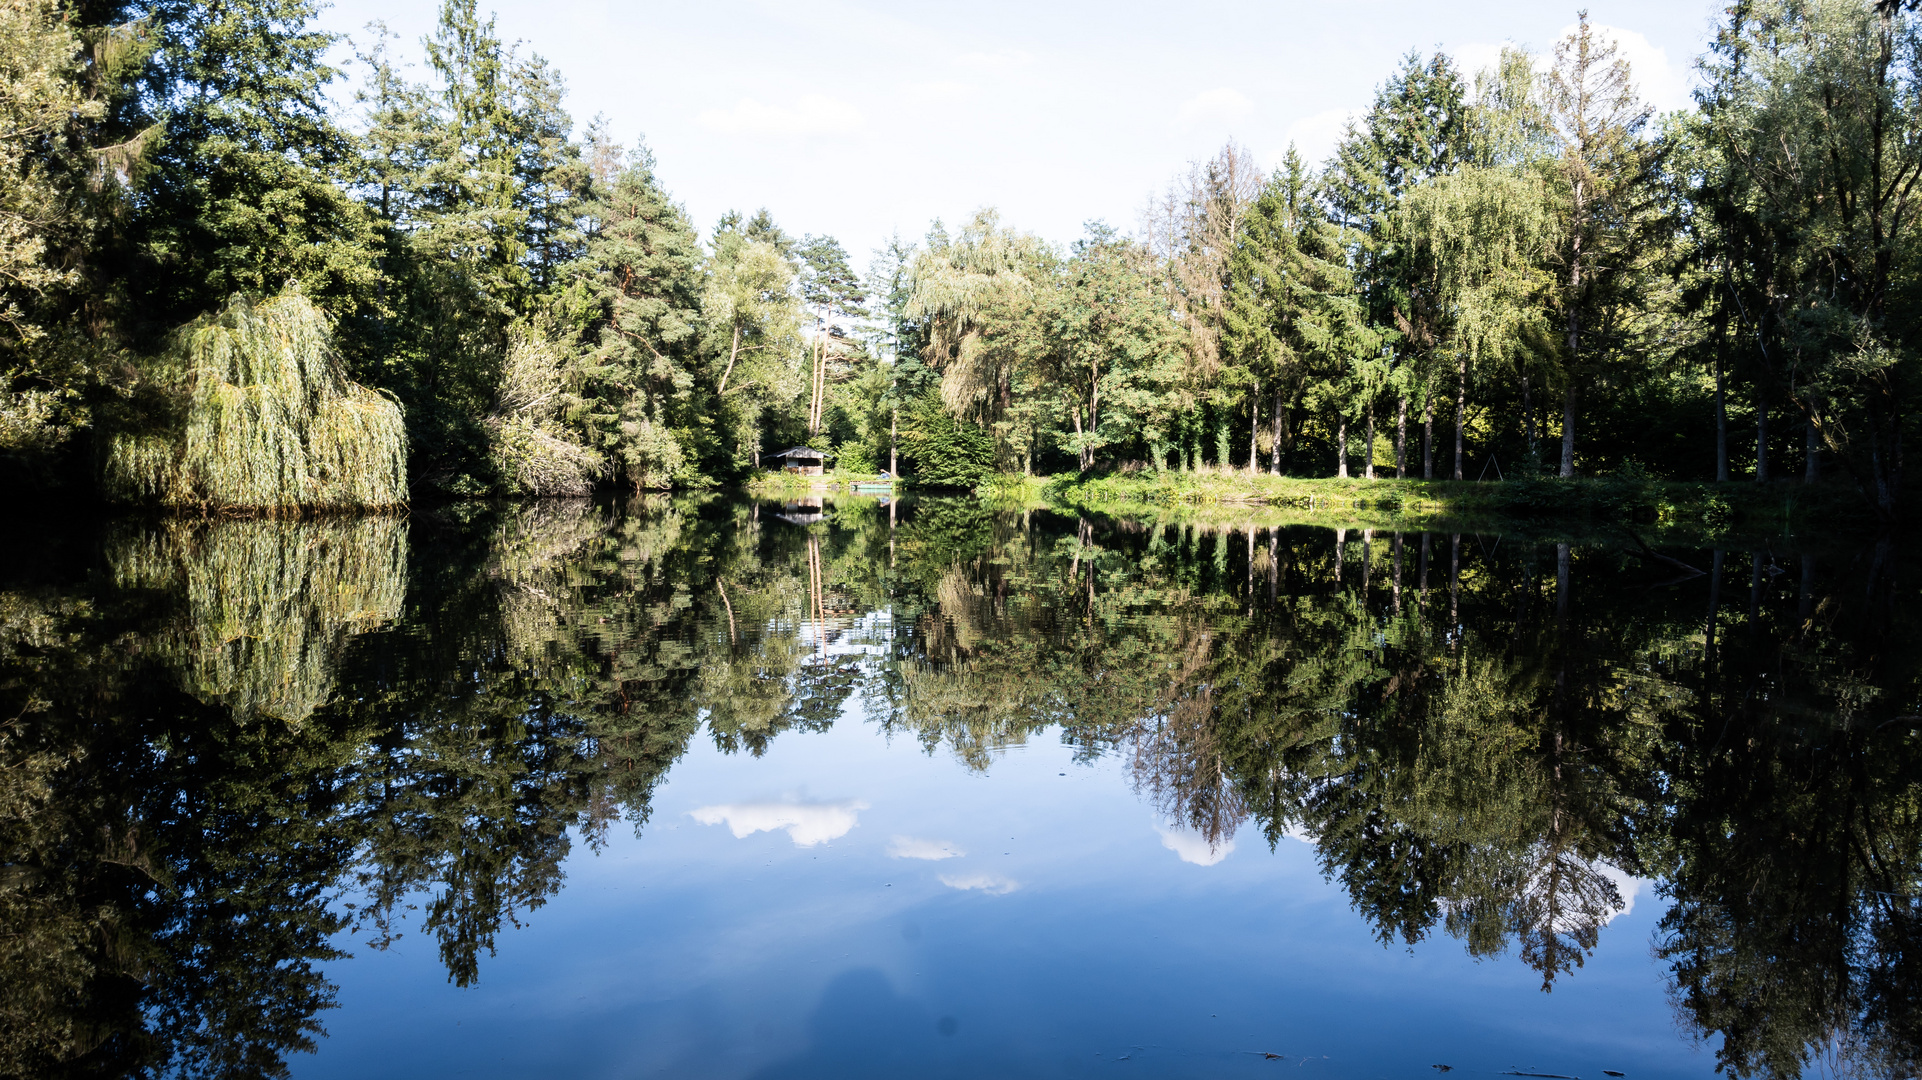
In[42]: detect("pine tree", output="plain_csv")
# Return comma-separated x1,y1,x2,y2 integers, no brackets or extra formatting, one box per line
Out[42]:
579,142,705,489
131,0,382,326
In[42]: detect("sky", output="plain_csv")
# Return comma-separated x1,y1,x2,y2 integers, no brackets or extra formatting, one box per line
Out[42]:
312,0,1728,271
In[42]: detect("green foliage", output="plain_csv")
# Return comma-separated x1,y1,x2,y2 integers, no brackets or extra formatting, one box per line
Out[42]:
577,142,706,489
133,0,384,325
898,387,995,486
104,292,406,509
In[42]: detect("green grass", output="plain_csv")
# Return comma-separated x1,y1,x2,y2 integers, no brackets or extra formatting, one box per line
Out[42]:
1039,468,1881,538
744,468,893,498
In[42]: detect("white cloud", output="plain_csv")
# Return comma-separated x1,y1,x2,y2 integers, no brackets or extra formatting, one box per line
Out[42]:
1568,21,1693,113
1178,87,1255,125
1601,865,1646,924
697,94,864,136
1454,25,1693,117
956,48,1033,68
1453,39,1515,84
888,835,965,860
689,799,868,846
939,872,1019,895
1157,825,1234,866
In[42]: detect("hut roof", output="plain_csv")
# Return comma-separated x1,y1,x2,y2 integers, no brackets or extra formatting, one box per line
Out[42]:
767,446,830,461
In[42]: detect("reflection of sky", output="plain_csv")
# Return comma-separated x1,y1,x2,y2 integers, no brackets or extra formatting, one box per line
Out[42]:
690,799,869,846
297,703,1718,1080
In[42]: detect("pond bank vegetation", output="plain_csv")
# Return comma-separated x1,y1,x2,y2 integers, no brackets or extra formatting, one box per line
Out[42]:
6,1,1922,523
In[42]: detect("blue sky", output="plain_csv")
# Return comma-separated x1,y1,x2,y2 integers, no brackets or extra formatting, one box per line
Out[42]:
314,0,1725,267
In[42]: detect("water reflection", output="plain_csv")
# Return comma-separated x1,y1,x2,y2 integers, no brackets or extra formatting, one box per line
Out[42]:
0,497,1918,1078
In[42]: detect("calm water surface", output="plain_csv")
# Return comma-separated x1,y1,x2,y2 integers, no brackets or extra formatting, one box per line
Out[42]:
2,496,1917,1079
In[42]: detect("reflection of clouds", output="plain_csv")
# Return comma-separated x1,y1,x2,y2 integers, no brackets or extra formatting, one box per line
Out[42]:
1157,825,1234,866
1601,865,1646,924
888,836,964,861
939,873,1018,895
689,799,868,846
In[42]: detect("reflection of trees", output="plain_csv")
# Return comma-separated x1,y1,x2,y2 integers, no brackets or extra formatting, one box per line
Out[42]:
5,496,1922,1079
108,516,407,721
0,585,371,1079
1647,543,1922,1080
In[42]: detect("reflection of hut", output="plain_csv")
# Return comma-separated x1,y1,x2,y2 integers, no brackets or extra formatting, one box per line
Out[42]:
774,498,826,526
765,446,830,476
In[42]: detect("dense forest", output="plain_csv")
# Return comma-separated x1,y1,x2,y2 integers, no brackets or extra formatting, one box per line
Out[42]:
4,0,1922,512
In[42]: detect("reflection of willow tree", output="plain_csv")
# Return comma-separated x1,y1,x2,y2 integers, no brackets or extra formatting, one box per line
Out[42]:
108,516,407,721
0,586,375,1080
1647,544,1922,1080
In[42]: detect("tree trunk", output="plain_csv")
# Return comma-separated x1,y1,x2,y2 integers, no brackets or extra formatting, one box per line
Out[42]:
1396,394,1408,478
718,324,742,396
1249,379,1259,475
1453,354,1467,481
1423,396,1434,479
1365,407,1376,480
1271,387,1283,475
1337,416,1348,478
1714,319,1729,482
1559,381,1576,478
890,406,897,476
1754,390,1769,482
1563,175,1584,480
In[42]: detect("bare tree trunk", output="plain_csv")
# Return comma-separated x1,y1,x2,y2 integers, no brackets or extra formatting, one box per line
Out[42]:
1396,394,1408,478
1271,387,1283,475
1563,175,1584,479
1249,379,1259,475
1559,382,1577,479
1423,396,1434,479
1453,354,1467,481
1714,324,1729,482
1365,407,1376,480
1755,390,1770,482
718,324,742,395
890,406,897,476
1337,416,1348,478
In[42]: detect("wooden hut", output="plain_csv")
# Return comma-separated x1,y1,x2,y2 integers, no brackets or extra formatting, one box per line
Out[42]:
765,447,830,476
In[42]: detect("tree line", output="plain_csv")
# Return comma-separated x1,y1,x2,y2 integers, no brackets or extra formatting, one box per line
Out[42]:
4,0,1921,512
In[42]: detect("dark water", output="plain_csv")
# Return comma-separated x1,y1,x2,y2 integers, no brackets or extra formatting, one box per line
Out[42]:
2,496,1918,1080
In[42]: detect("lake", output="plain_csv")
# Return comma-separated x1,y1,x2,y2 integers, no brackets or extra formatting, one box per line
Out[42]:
1,495,1915,1079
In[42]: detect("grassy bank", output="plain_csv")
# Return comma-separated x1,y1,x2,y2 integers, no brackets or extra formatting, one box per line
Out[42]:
744,469,892,498
1040,469,1880,536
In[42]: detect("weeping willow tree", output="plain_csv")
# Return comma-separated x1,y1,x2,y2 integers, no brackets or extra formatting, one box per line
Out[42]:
906,209,1048,454
1403,166,1556,479
104,293,406,510
109,516,406,722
